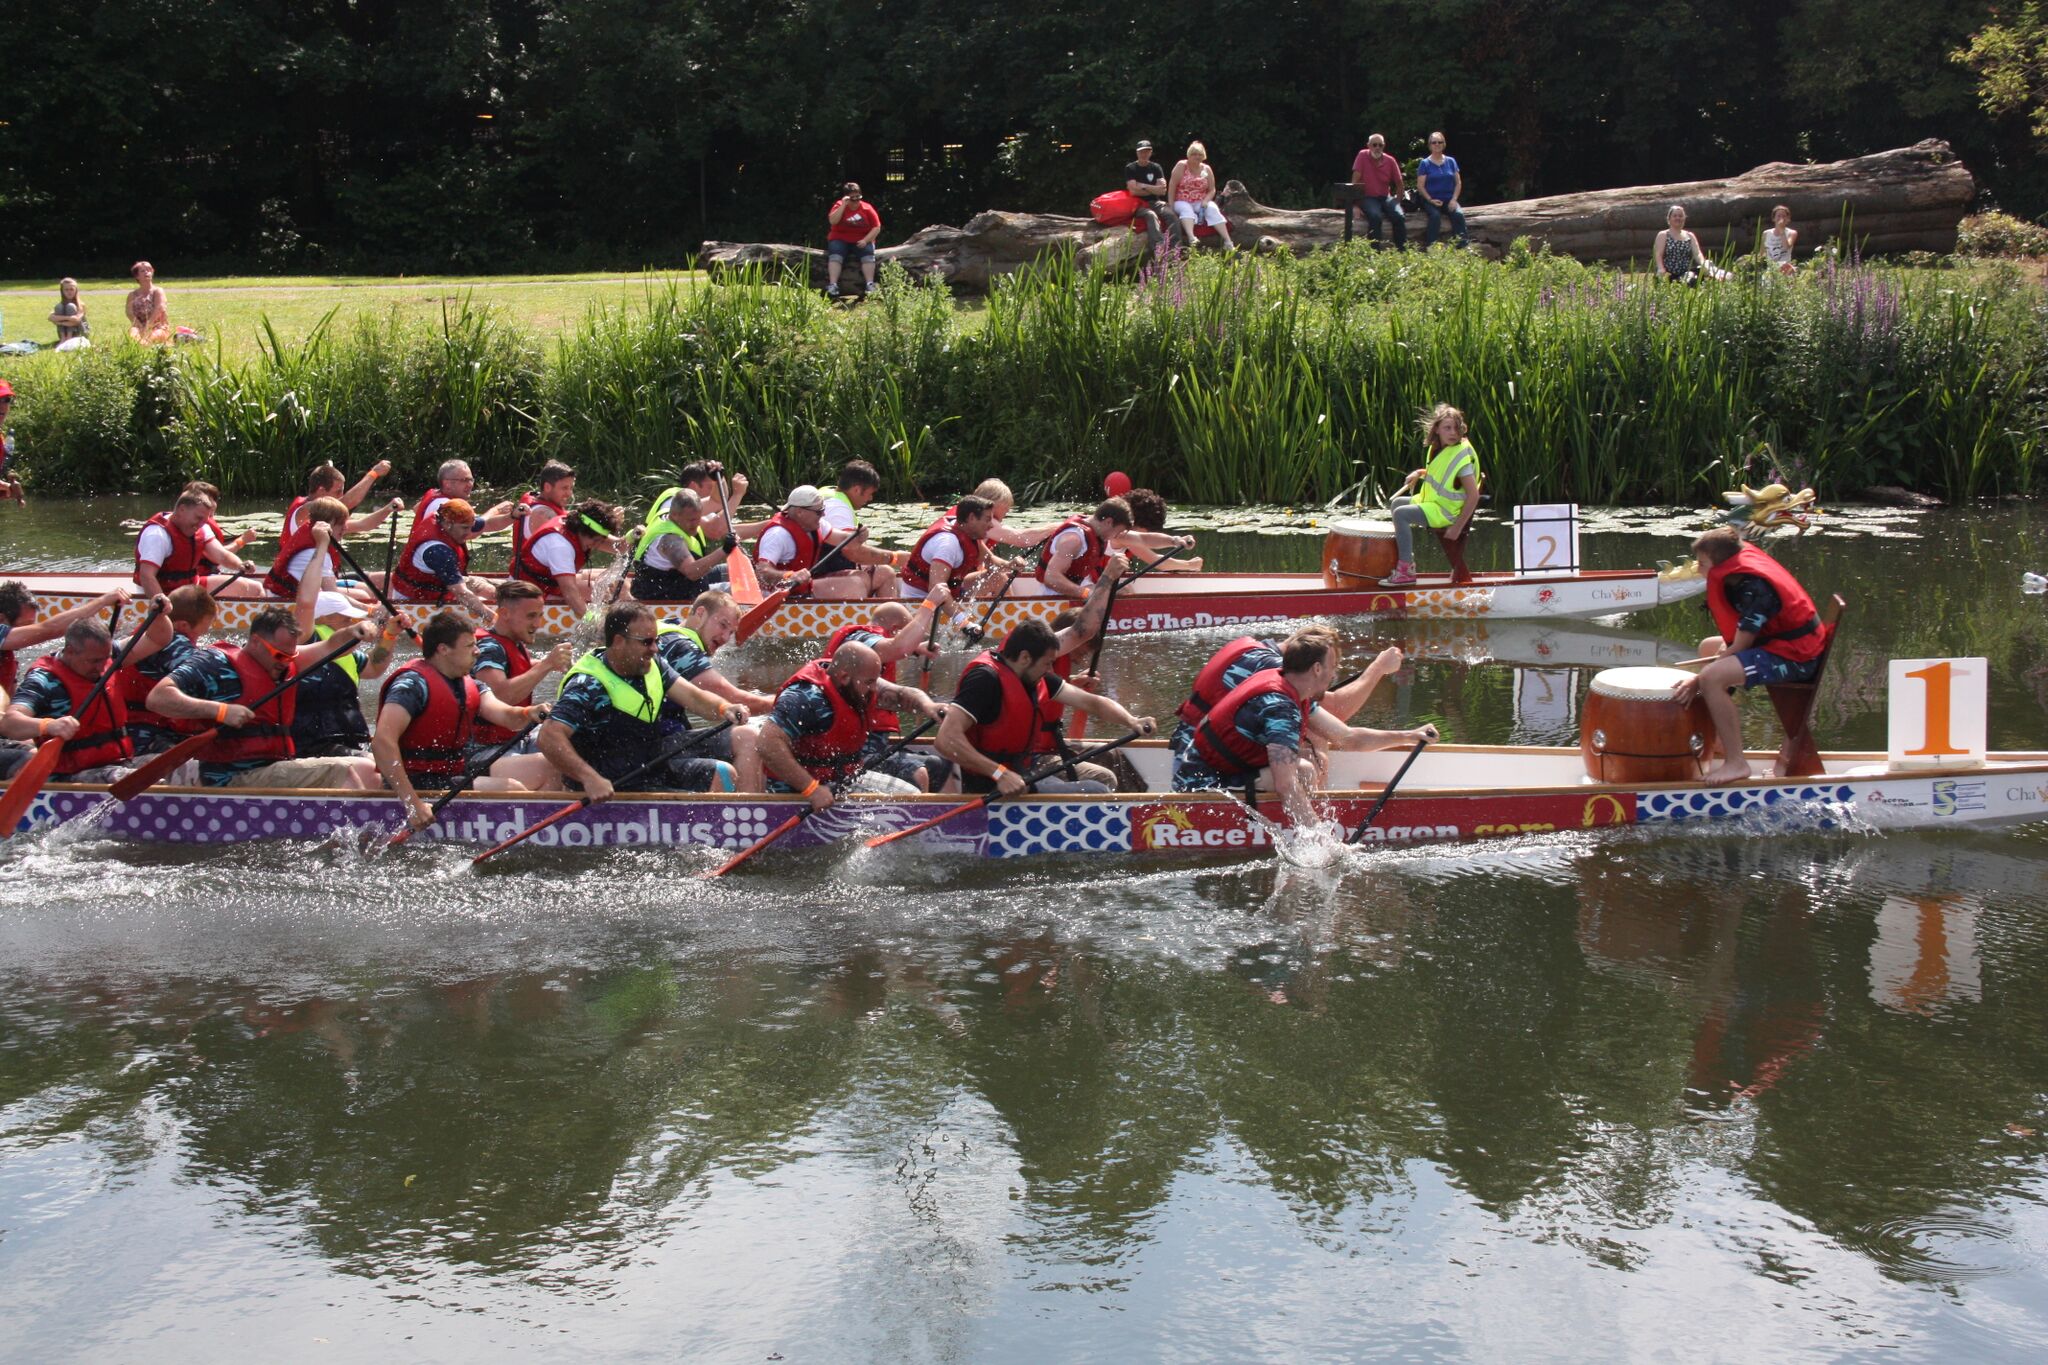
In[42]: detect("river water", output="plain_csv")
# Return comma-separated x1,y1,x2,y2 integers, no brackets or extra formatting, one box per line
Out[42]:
3,498,2048,1362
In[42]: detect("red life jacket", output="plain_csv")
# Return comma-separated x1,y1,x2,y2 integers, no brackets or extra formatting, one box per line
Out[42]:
511,491,566,563
1178,636,1278,725
25,655,133,775
902,519,983,592
471,630,533,745
197,645,297,766
778,659,872,782
262,500,341,598
826,622,900,733
112,630,208,735
1030,653,1076,754
390,522,470,602
0,650,15,698
136,511,204,591
510,516,588,596
1193,668,1309,776
1706,545,1826,663
1035,516,1108,588
403,489,445,550
379,660,481,777
959,650,1045,765
757,512,819,575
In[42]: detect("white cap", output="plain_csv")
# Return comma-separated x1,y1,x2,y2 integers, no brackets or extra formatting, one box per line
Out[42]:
784,484,827,511
315,591,367,620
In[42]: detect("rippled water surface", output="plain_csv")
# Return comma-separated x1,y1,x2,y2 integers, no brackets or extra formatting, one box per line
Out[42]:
3,499,2048,1362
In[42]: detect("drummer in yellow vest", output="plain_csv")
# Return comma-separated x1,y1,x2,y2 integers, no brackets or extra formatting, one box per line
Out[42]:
1384,404,1480,586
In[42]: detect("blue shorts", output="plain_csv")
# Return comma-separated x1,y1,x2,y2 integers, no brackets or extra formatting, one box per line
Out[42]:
827,239,875,263
1734,647,1821,687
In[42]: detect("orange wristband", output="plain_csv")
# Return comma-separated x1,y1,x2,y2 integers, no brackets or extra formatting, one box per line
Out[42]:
991,765,1008,781
36,719,48,737
800,779,820,797
214,703,229,724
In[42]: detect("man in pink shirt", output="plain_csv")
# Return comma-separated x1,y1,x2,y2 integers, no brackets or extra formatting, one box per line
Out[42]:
1350,133,1407,251
826,182,883,297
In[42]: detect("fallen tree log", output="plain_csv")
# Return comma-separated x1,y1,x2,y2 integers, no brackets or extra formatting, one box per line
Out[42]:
700,140,1974,293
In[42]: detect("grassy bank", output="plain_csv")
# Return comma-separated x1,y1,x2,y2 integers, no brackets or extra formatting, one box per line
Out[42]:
2,248,2042,505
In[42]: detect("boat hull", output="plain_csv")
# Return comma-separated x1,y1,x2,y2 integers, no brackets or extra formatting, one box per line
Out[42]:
3,566,1705,638
16,753,2047,857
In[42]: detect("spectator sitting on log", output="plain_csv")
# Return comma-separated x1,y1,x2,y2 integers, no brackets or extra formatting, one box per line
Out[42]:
1126,139,1176,255
1417,132,1467,249
1654,204,1708,284
1763,205,1798,277
1168,143,1237,253
1350,134,1407,250
826,182,882,298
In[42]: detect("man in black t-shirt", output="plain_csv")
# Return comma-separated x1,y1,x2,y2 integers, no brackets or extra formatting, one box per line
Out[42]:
1125,140,1176,255
940,619,1155,796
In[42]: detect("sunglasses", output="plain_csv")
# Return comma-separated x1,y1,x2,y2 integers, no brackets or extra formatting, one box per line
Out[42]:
624,634,658,647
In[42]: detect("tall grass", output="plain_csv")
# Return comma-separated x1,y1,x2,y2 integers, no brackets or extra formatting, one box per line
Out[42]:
6,247,2042,504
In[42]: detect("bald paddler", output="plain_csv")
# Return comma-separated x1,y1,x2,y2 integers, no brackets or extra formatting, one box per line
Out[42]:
1172,625,1437,823
820,590,952,790
135,489,248,597
939,619,1156,796
1036,498,1136,599
510,499,627,612
759,641,948,807
147,605,381,789
631,487,731,602
390,497,494,614
374,610,556,829
3,600,173,782
539,603,754,799
652,589,768,790
1674,527,1830,785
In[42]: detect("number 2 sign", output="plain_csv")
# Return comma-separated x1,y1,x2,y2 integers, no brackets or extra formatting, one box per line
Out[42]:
1513,504,1579,578
1888,657,1987,770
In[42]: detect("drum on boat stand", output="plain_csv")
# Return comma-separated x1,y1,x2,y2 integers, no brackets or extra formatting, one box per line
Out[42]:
1580,666,1718,782
1323,520,1398,589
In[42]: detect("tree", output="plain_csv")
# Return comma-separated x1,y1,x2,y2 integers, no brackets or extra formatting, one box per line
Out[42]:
1953,2,2048,147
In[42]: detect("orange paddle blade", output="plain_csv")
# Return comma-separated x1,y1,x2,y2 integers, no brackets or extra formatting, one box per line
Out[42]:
725,547,764,606
0,739,65,837
733,588,789,644
863,797,990,849
706,810,806,877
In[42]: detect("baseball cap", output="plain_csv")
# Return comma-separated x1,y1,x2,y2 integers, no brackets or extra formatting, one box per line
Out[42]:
314,591,367,620
1135,139,1153,151
0,380,14,398
784,485,827,511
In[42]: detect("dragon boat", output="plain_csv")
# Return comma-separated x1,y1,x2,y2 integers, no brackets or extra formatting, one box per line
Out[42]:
2,559,1705,640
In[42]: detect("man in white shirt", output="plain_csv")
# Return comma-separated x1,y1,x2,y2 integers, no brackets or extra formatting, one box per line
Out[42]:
755,485,888,601
814,459,901,596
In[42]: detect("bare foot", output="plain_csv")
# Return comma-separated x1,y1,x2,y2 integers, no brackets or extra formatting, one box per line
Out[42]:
1701,761,1752,785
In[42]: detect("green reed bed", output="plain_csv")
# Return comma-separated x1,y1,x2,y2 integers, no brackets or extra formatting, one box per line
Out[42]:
4,247,2041,504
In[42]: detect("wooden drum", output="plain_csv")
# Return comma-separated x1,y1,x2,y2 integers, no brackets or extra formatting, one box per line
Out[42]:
1580,666,1716,783
1323,519,1398,588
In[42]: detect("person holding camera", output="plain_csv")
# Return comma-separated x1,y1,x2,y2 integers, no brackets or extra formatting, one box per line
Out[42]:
826,182,882,297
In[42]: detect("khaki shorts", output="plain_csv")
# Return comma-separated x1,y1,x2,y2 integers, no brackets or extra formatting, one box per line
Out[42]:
224,756,367,789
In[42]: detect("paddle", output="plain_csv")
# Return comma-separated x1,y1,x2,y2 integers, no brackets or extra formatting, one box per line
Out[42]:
469,718,737,865
713,469,764,606
733,587,789,644
384,714,549,848
1344,735,1433,845
0,599,161,836
381,505,400,587
863,726,1146,850
707,717,940,877
204,564,255,599
108,628,370,801
915,587,945,690
331,540,421,643
1085,542,1189,678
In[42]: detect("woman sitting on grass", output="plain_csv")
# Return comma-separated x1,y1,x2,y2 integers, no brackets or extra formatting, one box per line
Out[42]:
49,278,89,346
1654,206,1710,285
1763,205,1798,277
125,261,172,344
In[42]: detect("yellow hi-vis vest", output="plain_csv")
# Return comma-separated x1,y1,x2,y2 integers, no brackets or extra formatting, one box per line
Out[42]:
567,650,665,723
1415,439,1479,528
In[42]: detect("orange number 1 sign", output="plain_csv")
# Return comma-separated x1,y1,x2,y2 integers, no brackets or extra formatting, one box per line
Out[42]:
1888,657,1987,770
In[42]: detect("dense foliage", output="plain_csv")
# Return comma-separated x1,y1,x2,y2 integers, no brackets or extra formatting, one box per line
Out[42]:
3,1,2044,276
8,248,2042,505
